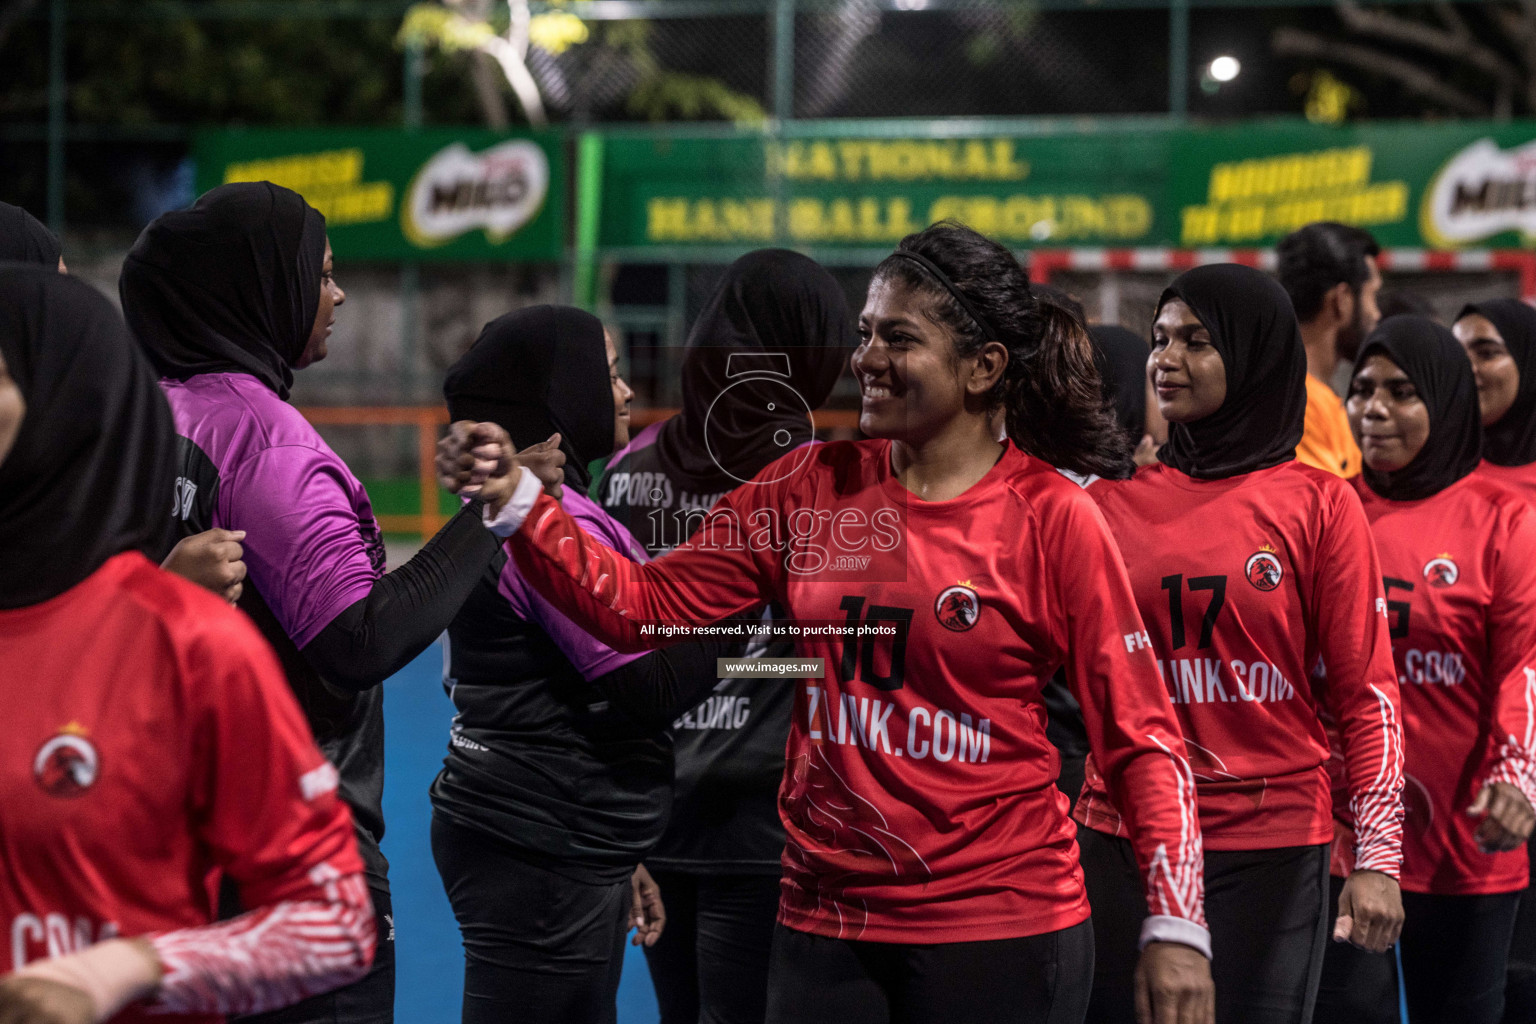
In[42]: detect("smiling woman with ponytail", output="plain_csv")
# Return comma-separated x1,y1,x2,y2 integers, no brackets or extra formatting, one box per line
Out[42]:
438,219,1214,1024
871,222,1131,480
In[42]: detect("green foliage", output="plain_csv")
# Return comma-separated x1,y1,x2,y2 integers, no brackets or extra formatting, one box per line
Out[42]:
627,71,765,122
397,4,497,53
598,19,764,123
397,1,764,124
53,0,409,126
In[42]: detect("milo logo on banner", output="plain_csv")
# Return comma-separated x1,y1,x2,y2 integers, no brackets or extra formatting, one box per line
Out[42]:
402,140,550,248
1422,137,1536,247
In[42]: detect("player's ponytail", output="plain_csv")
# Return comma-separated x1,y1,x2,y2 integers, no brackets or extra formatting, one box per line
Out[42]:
873,221,1131,479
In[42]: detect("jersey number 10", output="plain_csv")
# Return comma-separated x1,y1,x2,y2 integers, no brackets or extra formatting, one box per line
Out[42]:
838,596,914,691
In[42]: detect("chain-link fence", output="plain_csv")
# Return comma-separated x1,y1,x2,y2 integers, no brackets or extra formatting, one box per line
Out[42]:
13,0,1522,239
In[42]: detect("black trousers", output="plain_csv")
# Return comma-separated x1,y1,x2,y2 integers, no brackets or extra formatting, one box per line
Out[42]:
431,815,632,1024
1506,840,1536,1024
642,869,780,1024
1316,876,1521,1024
236,879,396,1024
764,919,1095,1024
1055,753,1087,816
1079,826,1329,1024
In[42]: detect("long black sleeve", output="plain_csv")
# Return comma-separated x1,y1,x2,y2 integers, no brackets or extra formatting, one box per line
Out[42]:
575,633,748,740
300,501,499,691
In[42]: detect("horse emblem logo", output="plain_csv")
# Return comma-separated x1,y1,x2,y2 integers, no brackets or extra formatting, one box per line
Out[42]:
33,723,99,798
1245,545,1283,592
1424,554,1459,587
935,581,980,632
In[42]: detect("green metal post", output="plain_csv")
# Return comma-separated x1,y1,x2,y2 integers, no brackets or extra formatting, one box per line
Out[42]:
573,132,605,312
46,0,66,232
772,0,795,120
769,0,794,244
667,262,686,351
401,41,423,404
1168,0,1189,119
404,39,424,128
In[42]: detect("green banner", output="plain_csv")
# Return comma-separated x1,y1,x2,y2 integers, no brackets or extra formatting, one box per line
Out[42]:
194,128,565,261
599,121,1536,252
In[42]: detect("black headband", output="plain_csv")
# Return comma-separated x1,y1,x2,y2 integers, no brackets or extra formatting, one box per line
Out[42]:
887,250,995,340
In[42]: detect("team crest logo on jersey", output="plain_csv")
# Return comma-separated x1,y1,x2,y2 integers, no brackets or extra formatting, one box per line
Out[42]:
1423,554,1459,587
1244,545,1283,592
935,581,980,632
33,723,99,798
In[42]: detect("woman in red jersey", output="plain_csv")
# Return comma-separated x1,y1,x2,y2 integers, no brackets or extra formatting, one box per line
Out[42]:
1452,299,1536,1023
1073,264,1405,1024
1311,315,1536,1024
0,266,374,1023
442,222,1215,1024
1455,300,1536,501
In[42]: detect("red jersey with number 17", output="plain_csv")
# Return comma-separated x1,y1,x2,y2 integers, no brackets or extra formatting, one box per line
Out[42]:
1341,475,1536,894
1077,461,1404,876
507,440,1206,944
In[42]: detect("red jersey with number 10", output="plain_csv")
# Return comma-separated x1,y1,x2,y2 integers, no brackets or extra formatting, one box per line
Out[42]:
507,440,1206,944
1344,475,1536,894
1078,461,1404,876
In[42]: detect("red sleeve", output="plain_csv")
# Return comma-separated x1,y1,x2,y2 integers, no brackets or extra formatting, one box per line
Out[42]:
1481,504,1536,807
187,607,364,903
142,606,376,1015
507,476,780,652
1311,484,1404,877
1053,492,1208,935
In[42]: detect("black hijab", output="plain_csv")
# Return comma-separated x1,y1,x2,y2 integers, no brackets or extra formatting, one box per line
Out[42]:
1089,324,1149,439
657,249,855,489
1156,264,1308,480
444,305,613,493
0,202,62,267
0,265,178,609
1355,315,1481,502
1457,298,1536,467
120,182,327,401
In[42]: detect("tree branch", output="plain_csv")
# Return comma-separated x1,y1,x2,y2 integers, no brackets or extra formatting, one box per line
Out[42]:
481,33,548,126
471,50,512,127
1272,26,1489,116
1430,2,1468,37
1334,0,1523,92
0,0,42,51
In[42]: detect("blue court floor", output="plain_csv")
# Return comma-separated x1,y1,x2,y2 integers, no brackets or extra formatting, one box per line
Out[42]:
380,642,661,1024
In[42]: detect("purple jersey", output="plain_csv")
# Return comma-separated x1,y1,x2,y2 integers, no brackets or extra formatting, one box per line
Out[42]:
161,373,385,647
431,486,669,882
498,487,648,678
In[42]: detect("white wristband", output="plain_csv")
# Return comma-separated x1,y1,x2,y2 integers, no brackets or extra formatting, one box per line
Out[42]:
482,468,544,538
1140,915,1213,960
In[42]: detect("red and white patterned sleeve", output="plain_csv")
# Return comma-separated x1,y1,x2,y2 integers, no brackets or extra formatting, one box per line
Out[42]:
1485,664,1536,809
1312,485,1404,878
501,468,778,651
149,598,376,1014
1052,491,1210,956
1481,505,1536,808
148,870,374,1016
